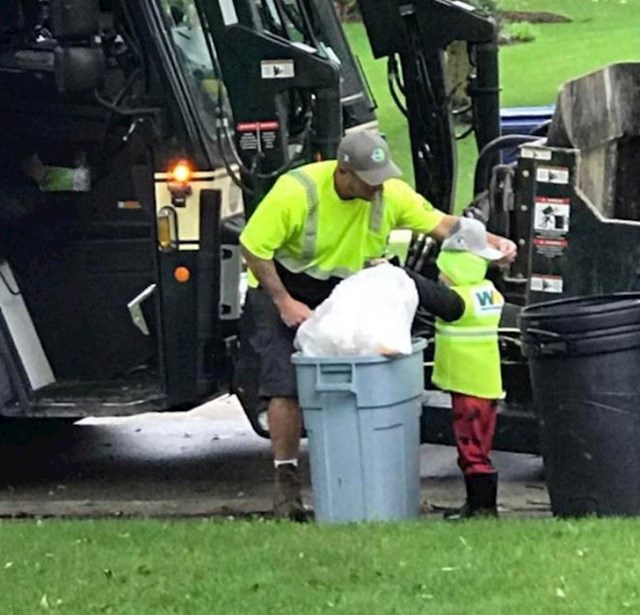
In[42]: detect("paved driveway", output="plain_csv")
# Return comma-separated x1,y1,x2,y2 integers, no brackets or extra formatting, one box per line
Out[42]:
0,396,549,519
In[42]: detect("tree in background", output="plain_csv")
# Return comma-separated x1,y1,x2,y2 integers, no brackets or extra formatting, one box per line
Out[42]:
448,0,501,109
471,0,500,17
334,0,358,22
334,0,499,23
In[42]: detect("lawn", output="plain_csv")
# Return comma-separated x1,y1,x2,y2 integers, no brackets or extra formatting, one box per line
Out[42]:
345,0,640,210
3,517,640,614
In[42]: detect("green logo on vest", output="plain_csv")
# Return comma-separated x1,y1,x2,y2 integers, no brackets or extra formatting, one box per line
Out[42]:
473,288,503,314
476,289,494,307
371,147,386,163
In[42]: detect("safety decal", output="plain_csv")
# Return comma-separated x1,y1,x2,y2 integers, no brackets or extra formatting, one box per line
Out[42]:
533,237,568,258
530,274,563,294
536,166,569,184
236,120,279,153
533,197,570,234
261,59,295,79
521,147,552,161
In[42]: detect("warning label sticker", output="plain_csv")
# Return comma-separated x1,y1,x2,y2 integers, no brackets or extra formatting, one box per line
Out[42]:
521,147,552,161
261,60,295,79
536,166,569,184
533,237,568,258
530,275,564,294
236,120,280,153
534,197,570,235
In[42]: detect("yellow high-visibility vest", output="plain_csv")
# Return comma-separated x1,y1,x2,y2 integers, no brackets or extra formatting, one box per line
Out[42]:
433,281,504,399
240,161,444,285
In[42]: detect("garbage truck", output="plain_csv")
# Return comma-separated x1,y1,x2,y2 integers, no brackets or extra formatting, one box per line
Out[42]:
0,0,373,421
2,0,634,456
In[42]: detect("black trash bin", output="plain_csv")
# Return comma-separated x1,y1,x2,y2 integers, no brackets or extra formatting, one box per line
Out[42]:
521,293,640,517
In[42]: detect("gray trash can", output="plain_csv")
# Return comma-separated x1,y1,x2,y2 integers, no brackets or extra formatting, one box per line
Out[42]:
292,339,426,523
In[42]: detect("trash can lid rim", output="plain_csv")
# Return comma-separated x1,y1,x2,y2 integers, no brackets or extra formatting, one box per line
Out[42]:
522,293,640,320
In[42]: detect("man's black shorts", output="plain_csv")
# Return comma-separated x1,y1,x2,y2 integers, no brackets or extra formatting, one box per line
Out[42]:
244,288,298,398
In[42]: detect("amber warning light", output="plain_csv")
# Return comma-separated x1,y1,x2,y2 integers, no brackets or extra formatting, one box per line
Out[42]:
171,160,192,184
174,266,191,283
168,160,193,206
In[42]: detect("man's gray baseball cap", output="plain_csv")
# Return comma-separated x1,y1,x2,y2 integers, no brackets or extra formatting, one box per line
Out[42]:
442,217,503,261
337,131,402,186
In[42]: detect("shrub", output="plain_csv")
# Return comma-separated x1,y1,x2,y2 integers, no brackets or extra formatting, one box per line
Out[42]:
469,0,500,17
502,21,538,44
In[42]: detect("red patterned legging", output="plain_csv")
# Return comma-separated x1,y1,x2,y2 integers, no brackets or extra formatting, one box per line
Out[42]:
451,393,498,475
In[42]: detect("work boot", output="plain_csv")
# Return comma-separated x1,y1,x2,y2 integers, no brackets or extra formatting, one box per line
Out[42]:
444,473,498,521
273,464,308,522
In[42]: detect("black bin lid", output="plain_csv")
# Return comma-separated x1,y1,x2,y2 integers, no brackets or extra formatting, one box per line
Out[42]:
521,293,640,336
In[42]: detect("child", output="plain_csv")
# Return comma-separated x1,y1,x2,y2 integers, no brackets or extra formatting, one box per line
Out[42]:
432,217,505,519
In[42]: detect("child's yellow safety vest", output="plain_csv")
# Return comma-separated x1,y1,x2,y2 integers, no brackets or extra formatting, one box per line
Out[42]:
433,281,504,399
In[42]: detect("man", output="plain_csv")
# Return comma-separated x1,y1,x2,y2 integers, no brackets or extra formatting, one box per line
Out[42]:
239,131,516,521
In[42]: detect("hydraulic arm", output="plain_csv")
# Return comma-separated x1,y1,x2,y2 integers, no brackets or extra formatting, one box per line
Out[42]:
357,0,500,213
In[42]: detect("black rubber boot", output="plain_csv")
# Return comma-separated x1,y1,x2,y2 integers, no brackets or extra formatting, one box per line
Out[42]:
444,473,498,520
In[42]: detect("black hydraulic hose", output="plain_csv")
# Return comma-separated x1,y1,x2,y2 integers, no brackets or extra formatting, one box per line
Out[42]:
456,123,474,140
289,89,312,136
406,24,436,145
216,123,255,196
294,0,321,49
94,88,161,116
387,58,408,117
259,0,287,39
453,103,473,117
474,134,540,195
271,0,293,40
531,119,552,137
389,55,406,96
415,45,455,210
101,67,143,124
98,67,142,156
118,2,143,63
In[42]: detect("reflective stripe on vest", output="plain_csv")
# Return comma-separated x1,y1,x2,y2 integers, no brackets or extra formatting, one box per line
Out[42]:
435,323,498,339
433,282,503,398
274,167,385,280
272,259,355,281
288,168,319,261
284,167,385,254
369,191,384,233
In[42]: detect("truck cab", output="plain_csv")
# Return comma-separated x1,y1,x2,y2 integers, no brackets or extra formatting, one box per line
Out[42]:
0,0,374,420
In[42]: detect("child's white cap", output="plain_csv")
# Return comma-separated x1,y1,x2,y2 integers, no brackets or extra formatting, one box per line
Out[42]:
442,218,503,261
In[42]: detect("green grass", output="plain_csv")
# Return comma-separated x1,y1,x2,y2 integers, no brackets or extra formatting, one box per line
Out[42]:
3,517,640,614
345,0,640,210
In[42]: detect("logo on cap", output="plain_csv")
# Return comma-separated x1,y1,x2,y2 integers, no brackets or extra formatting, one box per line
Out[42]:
371,147,386,164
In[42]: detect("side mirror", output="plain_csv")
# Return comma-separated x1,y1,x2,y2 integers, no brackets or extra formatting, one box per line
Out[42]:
54,47,105,95
50,0,100,41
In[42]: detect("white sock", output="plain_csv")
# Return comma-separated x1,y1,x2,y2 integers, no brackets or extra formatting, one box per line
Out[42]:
274,459,298,468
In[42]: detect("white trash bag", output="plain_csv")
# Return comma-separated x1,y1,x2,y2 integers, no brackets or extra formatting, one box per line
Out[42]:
294,263,419,357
